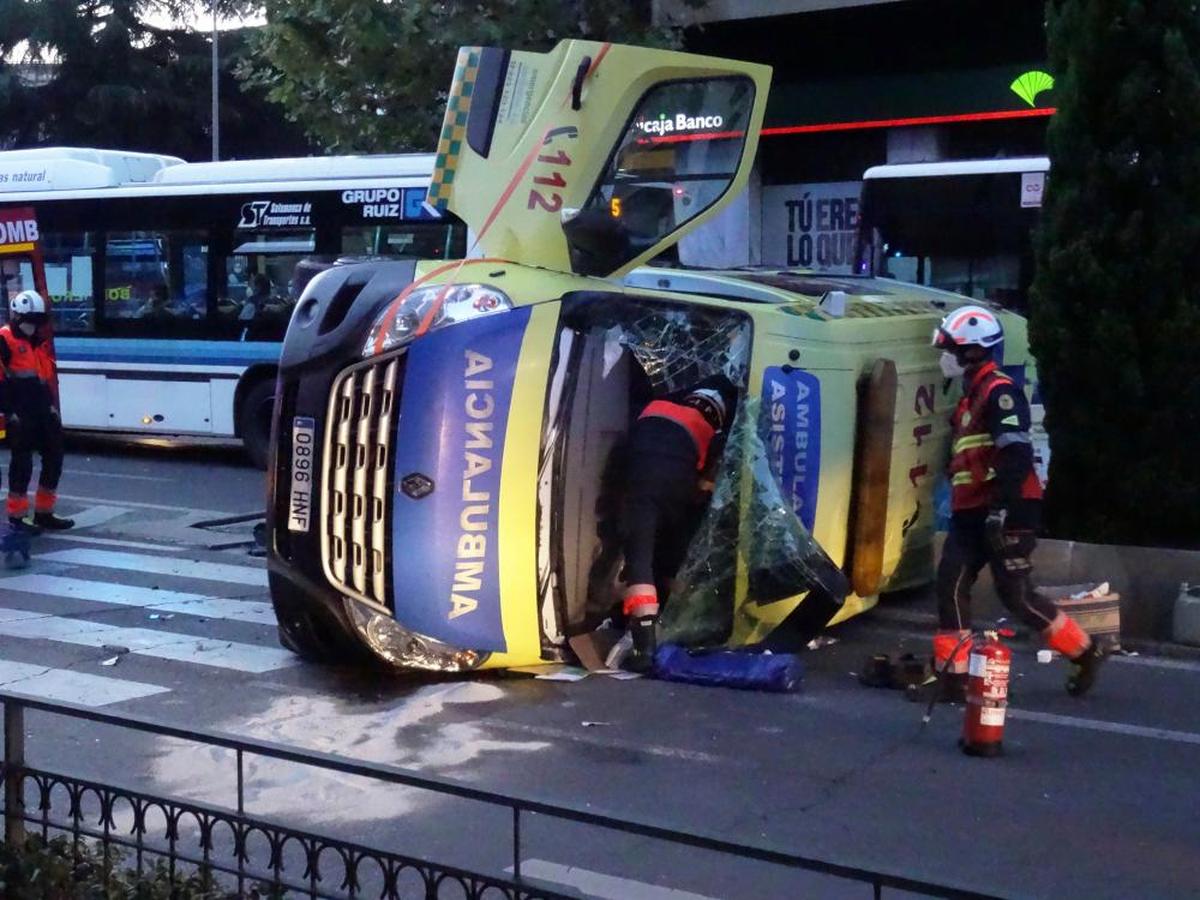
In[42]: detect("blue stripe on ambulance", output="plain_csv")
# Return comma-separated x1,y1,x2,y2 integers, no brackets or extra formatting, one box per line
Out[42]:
389,307,531,653
761,367,822,532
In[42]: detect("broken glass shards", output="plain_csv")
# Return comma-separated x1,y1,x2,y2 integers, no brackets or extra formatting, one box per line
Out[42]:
661,398,850,648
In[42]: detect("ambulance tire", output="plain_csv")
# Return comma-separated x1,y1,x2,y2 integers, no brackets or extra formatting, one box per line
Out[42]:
239,378,276,470
270,588,363,665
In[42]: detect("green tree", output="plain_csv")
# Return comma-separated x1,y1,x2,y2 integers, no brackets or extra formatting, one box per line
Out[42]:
1031,0,1200,547
0,0,313,160
243,0,699,153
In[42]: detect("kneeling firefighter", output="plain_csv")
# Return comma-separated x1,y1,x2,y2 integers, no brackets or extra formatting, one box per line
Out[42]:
619,375,738,672
0,291,73,531
932,306,1103,698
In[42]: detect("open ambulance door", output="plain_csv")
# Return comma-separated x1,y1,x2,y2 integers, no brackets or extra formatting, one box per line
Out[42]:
0,206,57,398
426,41,771,278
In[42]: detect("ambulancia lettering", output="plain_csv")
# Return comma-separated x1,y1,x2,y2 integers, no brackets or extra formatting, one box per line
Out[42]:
450,349,496,620
762,367,822,532
768,377,812,516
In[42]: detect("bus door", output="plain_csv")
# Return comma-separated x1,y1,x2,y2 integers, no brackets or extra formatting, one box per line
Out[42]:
0,205,48,303
0,206,58,400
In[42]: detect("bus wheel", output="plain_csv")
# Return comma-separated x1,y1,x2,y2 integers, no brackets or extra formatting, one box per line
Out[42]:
239,378,276,470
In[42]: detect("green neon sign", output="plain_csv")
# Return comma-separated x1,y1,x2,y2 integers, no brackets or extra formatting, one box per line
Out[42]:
1011,70,1055,107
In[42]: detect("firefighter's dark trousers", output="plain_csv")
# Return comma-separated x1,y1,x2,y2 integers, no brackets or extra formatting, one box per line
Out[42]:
6,410,65,517
936,509,1058,633
620,421,702,599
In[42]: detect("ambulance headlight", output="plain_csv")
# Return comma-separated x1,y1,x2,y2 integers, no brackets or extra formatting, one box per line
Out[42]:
343,599,484,672
362,283,512,357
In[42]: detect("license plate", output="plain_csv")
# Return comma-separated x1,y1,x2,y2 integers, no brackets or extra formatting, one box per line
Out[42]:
287,416,317,532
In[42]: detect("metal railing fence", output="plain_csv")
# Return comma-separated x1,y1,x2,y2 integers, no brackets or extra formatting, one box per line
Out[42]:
1,692,999,899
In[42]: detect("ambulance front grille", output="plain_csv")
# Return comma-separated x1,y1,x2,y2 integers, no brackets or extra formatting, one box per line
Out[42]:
320,355,401,611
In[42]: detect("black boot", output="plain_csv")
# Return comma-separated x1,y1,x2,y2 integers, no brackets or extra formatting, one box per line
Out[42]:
9,516,42,536
907,670,967,704
33,512,74,530
626,616,658,674
1066,642,1106,697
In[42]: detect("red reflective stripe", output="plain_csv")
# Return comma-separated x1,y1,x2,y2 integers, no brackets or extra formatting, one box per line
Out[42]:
34,489,56,513
623,593,660,617
933,630,972,674
1045,613,1091,658
639,400,716,470
6,494,29,517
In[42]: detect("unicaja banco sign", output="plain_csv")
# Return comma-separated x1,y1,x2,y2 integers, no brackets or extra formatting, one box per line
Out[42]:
636,112,726,137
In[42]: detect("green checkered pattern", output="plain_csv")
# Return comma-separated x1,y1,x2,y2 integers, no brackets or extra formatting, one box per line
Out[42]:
429,48,482,211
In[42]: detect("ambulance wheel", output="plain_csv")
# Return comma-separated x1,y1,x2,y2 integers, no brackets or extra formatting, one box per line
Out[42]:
239,378,276,471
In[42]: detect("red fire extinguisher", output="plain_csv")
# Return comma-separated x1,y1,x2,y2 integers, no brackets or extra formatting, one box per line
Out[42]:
961,629,1012,757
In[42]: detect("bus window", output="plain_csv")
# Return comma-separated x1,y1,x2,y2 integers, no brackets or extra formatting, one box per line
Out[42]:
104,230,208,334
42,232,98,334
340,223,466,260
219,231,315,341
1,258,29,305
856,168,1041,314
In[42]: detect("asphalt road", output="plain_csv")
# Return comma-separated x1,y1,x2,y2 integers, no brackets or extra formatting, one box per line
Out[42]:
0,436,1197,899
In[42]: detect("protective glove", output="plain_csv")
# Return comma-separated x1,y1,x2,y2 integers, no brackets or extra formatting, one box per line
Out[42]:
984,507,1008,554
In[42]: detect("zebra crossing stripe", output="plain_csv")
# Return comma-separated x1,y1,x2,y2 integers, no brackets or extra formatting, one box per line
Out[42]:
0,574,277,626
37,548,269,588
68,505,132,529
0,611,296,674
0,660,169,707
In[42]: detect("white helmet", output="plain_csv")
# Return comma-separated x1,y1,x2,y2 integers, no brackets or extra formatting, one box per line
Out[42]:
11,290,47,316
932,304,1003,351
683,384,734,431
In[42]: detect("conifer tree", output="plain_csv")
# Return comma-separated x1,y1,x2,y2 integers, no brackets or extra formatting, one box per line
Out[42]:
1031,0,1200,547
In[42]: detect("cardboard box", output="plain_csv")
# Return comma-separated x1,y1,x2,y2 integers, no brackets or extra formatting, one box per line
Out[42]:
1035,583,1121,650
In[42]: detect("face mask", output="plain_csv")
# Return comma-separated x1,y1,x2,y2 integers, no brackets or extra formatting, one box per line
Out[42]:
939,351,965,379
18,321,36,337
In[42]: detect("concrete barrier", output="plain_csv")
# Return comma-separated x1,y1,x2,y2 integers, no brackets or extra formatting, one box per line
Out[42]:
921,535,1200,643
1032,540,1200,642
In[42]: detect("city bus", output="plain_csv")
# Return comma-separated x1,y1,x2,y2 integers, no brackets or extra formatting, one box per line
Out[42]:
855,157,1049,315
0,148,466,466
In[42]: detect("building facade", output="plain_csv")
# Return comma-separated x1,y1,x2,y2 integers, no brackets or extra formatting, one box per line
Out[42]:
659,0,1052,271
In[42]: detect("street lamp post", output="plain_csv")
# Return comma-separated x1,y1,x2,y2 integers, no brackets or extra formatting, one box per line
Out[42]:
211,1,220,161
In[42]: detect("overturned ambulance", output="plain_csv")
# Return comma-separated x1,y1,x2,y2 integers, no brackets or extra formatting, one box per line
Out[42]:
265,40,1036,670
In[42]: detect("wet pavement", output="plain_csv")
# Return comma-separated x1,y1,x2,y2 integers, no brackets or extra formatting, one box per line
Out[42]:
1,439,1197,898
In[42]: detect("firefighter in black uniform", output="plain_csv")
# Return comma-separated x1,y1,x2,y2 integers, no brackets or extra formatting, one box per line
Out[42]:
931,305,1103,699
617,374,738,672
0,291,74,531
